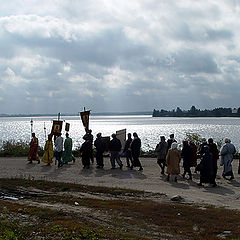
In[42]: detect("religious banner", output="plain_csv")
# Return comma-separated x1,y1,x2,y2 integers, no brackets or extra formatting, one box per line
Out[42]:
65,122,70,132
80,110,91,130
116,129,126,151
51,120,63,136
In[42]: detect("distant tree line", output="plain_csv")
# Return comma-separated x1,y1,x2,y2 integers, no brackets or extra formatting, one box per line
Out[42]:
152,106,240,117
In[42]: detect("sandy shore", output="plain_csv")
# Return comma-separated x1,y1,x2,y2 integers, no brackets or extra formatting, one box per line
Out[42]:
1,157,240,210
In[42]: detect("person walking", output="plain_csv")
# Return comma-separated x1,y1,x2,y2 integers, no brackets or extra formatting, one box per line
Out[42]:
166,142,181,182
62,133,75,164
198,138,208,157
181,140,193,180
84,129,94,164
208,138,219,186
197,145,215,187
189,140,198,172
130,132,143,171
220,138,236,180
54,132,64,168
28,132,40,164
94,133,106,168
42,134,54,166
155,136,168,174
167,134,176,151
109,133,123,169
80,135,92,169
123,133,133,168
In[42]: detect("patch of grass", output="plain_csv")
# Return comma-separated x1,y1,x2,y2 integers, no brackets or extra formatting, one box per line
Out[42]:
1,179,240,239
0,178,144,196
0,214,34,239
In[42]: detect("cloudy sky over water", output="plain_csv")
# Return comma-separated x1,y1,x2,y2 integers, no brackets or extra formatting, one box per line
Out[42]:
0,0,240,114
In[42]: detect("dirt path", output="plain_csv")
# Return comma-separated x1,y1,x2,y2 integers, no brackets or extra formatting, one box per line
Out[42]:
1,157,240,209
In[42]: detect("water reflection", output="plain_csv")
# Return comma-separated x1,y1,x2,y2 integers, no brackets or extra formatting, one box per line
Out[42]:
0,115,240,151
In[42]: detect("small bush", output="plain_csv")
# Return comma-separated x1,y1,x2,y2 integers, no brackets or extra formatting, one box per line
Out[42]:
0,140,43,157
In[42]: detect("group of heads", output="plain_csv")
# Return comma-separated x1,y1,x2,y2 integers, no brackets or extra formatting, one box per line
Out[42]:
160,134,174,142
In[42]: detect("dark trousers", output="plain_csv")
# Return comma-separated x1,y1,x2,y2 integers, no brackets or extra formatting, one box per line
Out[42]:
157,159,166,174
125,150,132,167
96,151,104,167
90,147,94,163
55,151,63,167
132,154,142,168
82,156,90,168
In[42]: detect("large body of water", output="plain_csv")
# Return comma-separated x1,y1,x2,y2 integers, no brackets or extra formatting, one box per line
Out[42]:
0,115,239,151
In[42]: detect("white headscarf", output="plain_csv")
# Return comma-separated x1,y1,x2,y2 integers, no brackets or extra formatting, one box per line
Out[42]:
171,142,178,149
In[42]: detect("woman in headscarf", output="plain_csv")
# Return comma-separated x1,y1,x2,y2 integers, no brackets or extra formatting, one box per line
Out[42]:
181,140,193,180
220,138,236,180
42,134,54,166
166,142,181,182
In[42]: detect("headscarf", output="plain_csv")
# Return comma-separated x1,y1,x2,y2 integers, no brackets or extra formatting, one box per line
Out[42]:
171,142,178,150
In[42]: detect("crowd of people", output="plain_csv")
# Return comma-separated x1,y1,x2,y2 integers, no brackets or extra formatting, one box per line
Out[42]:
27,130,237,187
155,134,236,187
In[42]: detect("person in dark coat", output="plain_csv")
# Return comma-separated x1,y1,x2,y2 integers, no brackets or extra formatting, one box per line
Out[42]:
109,133,123,169
80,135,92,169
208,138,219,185
167,134,177,151
181,140,193,180
94,133,106,169
155,136,168,174
198,138,208,157
197,145,215,187
123,133,132,168
83,129,94,164
189,140,198,168
130,132,143,171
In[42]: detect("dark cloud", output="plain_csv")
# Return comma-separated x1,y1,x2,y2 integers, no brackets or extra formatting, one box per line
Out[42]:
173,50,220,74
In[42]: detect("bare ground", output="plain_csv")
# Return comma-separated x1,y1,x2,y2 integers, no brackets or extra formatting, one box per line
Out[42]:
1,157,240,210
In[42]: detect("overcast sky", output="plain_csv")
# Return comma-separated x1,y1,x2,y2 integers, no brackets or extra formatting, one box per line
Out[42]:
0,0,240,114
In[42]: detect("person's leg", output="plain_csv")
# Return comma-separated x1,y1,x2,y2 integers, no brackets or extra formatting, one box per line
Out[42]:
59,151,63,167
90,147,94,164
99,152,104,167
85,156,90,168
162,161,166,174
129,151,133,166
55,152,60,167
167,174,170,181
229,171,235,180
110,152,116,169
197,176,203,186
96,151,100,167
126,151,130,167
182,170,186,178
116,152,123,169
138,157,143,171
188,169,192,180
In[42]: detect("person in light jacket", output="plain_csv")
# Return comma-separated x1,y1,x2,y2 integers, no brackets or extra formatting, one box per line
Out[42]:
220,138,236,180
166,142,181,182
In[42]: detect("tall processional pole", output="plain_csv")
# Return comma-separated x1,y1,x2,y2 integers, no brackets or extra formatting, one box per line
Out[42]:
30,118,33,138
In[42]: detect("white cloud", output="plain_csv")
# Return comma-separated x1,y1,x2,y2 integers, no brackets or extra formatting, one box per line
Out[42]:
0,0,240,113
